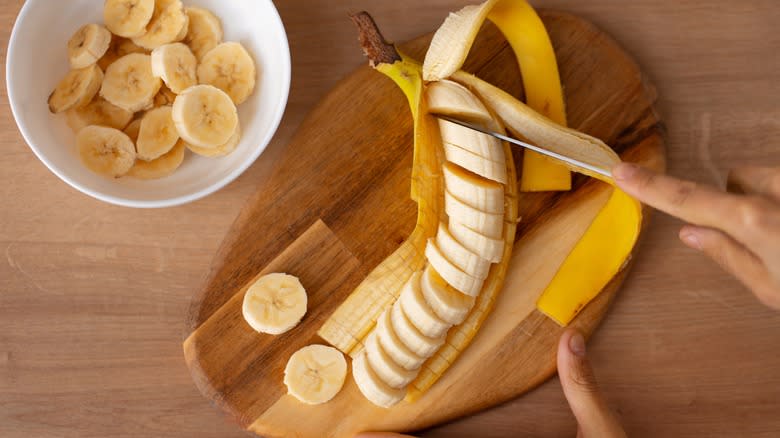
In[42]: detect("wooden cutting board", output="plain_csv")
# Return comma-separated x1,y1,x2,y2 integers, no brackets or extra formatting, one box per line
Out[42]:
182,10,665,438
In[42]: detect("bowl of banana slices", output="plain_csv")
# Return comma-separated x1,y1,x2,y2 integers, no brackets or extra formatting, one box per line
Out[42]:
7,0,290,208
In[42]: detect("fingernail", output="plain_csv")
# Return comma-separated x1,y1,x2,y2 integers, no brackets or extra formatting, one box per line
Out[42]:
612,162,639,181
680,228,702,250
569,332,586,357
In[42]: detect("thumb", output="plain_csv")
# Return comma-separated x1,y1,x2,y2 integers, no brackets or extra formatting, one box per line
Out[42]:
558,329,626,438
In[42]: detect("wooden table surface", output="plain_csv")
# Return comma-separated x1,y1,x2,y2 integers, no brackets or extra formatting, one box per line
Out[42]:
1,0,778,437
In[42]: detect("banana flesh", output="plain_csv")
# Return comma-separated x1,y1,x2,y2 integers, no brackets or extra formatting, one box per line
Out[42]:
136,105,179,161
48,64,103,113
100,53,161,112
132,0,189,50
76,125,136,177
126,140,185,180
68,24,112,69
65,97,133,133
242,273,308,335
151,42,197,93
284,345,347,405
172,84,238,149
104,0,155,38
184,7,223,61
197,42,257,105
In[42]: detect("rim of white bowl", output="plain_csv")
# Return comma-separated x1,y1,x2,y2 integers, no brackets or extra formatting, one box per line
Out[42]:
6,0,291,209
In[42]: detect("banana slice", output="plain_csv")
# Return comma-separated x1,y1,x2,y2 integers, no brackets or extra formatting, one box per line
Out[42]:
172,84,238,148
448,220,504,263
444,143,507,184
426,79,494,124
76,125,136,177
68,24,112,69
153,85,178,107
439,120,505,164
136,106,179,161
132,0,188,50
444,190,503,239
151,42,197,93
104,0,155,38
174,13,190,42
184,7,223,60
242,273,307,335
398,271,451,338
101,53,162,112
127,140,185,179
284,344,347,405
420,266,474,325
389,300,445,358
443,162,504,214
98,37,147,71
424,240,483,297
197,42,257,105
363,334,418,389
65,97,133,133
436,222,492,280
352,351,405,408
48,65,103,113
124,119,142,142
186,121,241,158
374,308,424,371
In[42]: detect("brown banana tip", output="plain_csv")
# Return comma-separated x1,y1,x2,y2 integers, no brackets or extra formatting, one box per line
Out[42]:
349,11,401,66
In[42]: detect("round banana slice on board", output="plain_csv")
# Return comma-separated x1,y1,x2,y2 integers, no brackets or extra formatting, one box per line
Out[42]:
184,7,223,61
136,106,179,161
65,97,133,133
151,42,197,93
172,84,238,149
197,42,257,105
284,345,347,405
68,24,112,69
132,0,188,50
186,121,241,158
242,273,307,335
104,0,155,38
127,140,185,180
77,126,136,178
101,53,161,113
98,37,147,72
48,65,103,114
352,351,406,408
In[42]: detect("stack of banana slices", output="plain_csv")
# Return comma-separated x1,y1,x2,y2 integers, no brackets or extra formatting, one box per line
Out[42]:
47,0,257,179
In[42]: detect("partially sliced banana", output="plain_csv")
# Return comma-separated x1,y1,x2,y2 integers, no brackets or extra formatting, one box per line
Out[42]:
398,271,451,338
136,106,179,161
363,334,418,389
65,97,133,133
100,53,162,112
439,120,506,164
186,121,241,158
68,24,112,69
242,273,307,335
184,7,223,60
448,220,504,263
424,240,483,297
104,0,155,38
436,222,491,280
151,42,197,93
426,79,494,124
172,84,238,149
284,344,347,405
132,0,189,50
197,42,257,105
374,308,424,371
48,65,103,113
420,266,474,325
444,143,507,184
444,190,503,239
443,162,504,214
77,125,136,177
352,351,405,408
389,299,445,358
127,140,185,180
98,37,147,71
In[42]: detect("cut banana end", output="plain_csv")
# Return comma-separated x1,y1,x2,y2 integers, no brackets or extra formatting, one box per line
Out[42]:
390,299,445,358
436,222,492,280
184,7,223,61
241,273,307,335
425,240,483,297
104,0,155,38
352,351,406,408
420,266,474,325
48,65,103,113
76,125,136,178
132,0,189,50
151,42,197,93
172,84,238,148
444,143,507,184
398,271,451,338
68,24,112,69
98,37,147,71
364,334,418,389
426,79,493,123
186,121,241,158
443,162,504,214
284,344,347,405
448,220,504,263
197,42,257,105
101,53,162,112
136,106,179,161
444,190,503,239
65,97,133,133
127,140,185,180
374,308,425,371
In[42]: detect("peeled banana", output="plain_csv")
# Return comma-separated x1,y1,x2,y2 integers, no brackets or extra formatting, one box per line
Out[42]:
77,125,136,177
284,344,347,405
172,84,238,149
197,42,257,105
100,53,161,112
397,271,450,338
364,334,418,389
242,273,307,335
68,24,112,69
353,351,406,409
151,42,197,93
48,65,103,113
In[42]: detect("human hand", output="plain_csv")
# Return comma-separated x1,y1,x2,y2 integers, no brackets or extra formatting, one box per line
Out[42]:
613,163,780,309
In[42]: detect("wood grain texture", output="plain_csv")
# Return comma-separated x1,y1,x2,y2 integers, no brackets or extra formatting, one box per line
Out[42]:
183,10,664,437
1,1,779,437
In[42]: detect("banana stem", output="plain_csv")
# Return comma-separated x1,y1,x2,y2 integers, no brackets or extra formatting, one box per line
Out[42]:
349,12,401,66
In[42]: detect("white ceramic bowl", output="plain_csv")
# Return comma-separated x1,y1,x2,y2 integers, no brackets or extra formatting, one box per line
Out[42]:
7,0,290,208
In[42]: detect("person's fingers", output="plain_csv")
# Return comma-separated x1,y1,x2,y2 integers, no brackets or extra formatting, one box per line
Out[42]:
354,434,416,438
557,329,626,438
727,166,780,201
680,225,780,310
